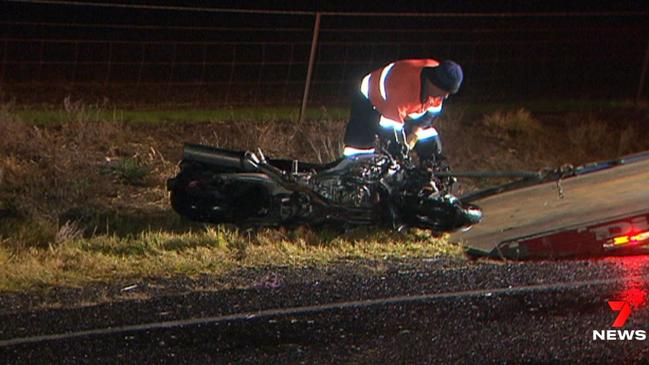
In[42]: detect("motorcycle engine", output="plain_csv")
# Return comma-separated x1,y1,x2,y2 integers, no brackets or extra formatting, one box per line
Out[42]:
311,155,393,208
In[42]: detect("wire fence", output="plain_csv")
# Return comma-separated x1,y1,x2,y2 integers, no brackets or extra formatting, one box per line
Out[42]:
1,2,648,107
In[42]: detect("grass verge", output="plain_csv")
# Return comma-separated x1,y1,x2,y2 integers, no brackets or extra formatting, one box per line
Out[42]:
0,225,461,292
2,98,649,293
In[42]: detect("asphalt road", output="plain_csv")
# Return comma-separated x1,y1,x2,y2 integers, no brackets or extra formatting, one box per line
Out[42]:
2,255,649,364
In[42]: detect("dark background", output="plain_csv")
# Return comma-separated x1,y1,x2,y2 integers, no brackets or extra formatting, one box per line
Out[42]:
1,1,648,106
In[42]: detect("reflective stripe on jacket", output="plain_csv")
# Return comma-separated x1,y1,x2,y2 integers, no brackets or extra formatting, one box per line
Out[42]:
362,59,441,124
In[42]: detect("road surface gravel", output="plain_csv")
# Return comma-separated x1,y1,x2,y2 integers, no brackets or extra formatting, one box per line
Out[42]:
2,255,648,364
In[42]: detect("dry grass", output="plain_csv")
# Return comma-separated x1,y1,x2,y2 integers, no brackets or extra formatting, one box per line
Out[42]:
481,108,542,138
2,100,649,291
0,100,449,291
567,117,610,160
0,225,459,291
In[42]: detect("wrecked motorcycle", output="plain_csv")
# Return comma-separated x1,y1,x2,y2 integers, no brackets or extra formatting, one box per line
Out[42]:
167,142,482,232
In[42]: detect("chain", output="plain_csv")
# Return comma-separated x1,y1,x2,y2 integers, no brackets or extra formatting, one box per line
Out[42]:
554,164,573,200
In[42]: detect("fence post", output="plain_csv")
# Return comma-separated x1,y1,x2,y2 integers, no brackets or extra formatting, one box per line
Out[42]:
298,12,321,124
636,37,649,105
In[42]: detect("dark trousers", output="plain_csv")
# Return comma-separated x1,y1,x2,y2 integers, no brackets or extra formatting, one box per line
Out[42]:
343,91,442,159
343,92,381,148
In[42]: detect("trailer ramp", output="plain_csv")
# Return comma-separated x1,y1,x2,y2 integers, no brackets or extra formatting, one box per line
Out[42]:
450,153,649,259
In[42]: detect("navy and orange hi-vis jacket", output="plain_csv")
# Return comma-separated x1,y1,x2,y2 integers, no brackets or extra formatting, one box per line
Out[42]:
361,59,444,125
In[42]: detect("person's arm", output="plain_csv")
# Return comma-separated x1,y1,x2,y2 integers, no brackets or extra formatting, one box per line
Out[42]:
404,110,440,150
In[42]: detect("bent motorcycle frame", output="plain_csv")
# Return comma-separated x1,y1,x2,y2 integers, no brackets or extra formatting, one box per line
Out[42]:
168,144,383,228
168,143,481,231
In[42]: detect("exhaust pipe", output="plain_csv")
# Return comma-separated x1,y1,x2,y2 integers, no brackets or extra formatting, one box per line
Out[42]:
183,143,257,171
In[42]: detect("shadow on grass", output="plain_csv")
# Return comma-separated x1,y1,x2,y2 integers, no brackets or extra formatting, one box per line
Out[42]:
59,205,205,238
57,206,408,243
1,194,446,257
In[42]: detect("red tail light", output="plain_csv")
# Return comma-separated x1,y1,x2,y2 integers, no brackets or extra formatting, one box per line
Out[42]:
606,230,649,248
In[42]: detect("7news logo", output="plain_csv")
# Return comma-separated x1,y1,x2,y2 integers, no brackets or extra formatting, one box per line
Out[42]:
592,301,646,341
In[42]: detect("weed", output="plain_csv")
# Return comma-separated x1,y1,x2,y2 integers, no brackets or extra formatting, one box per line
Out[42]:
0,218,58,250
617,124,644,156
304,121,344,163
481,108,541,138
109,157,150,186
54,221,84,245
567,117,610,160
